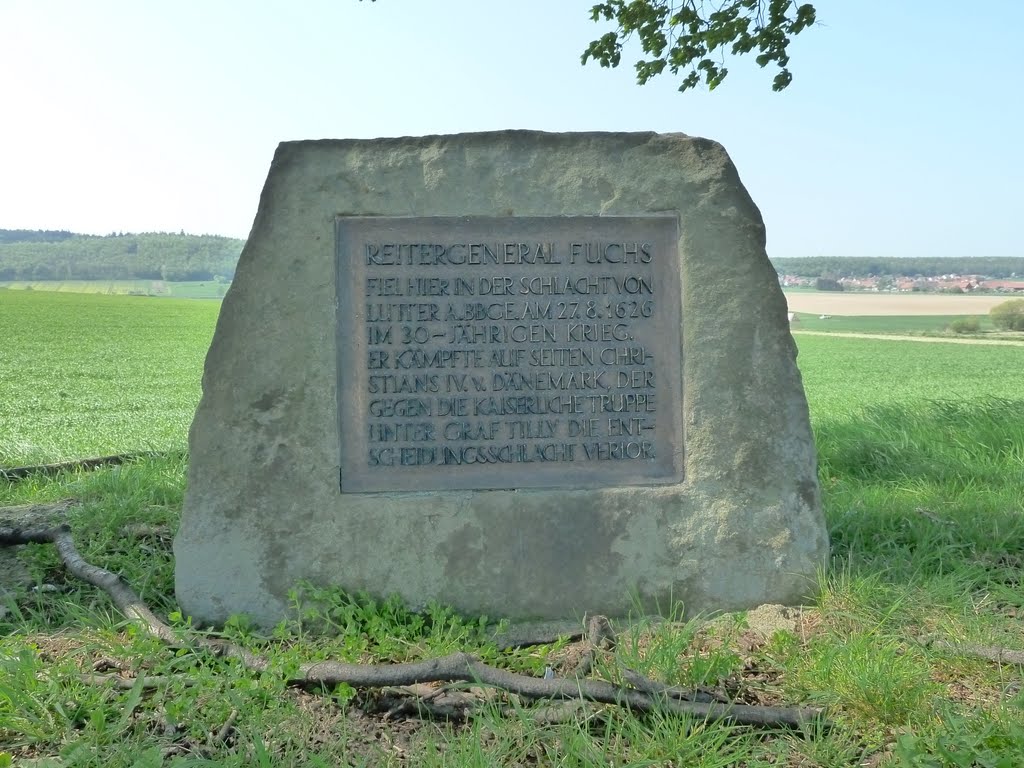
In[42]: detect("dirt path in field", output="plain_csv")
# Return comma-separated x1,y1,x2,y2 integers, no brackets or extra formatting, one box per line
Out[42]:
791,330,1024,346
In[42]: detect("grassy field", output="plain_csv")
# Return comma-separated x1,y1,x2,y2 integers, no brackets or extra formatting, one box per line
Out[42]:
0,291,219,465
1,292,1022,766
0,280,228,299
795,334,1024,416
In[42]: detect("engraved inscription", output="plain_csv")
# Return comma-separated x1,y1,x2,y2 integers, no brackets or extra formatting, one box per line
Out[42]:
336,216,683,493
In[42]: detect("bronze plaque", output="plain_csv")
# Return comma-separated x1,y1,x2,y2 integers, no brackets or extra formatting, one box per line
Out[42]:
336,216,684,493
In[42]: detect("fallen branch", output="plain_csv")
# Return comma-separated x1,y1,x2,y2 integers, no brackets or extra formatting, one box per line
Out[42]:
1,451,176,481
620,666,730,704
296,653,821,727
79,673,195,690
2,523,180,646
1,522,827,730
931,640,1024,666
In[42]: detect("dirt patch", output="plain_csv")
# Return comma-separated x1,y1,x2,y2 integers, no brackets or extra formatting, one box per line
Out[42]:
792,330,1024,346
784,292,1013,316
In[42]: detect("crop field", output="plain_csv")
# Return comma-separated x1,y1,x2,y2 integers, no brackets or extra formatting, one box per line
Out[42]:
795,334,1024,417
0,290,219,465
2,291,1023,766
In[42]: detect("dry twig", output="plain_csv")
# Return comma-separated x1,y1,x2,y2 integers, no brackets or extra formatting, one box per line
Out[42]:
211,708,240,747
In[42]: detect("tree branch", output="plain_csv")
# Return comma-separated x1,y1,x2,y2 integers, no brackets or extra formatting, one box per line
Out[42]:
1,520,827,730
1,451,175,481
931,640,1024,666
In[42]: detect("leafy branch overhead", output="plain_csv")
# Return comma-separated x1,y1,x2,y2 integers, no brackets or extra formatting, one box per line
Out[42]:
582,0,817,91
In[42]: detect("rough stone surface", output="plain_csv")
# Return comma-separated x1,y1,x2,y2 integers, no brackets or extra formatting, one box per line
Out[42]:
174,130,829,627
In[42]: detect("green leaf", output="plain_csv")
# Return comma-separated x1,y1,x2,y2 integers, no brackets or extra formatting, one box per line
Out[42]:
582,0,817,93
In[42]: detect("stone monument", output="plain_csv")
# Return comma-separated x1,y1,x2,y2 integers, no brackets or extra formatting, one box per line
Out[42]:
174,130,829,627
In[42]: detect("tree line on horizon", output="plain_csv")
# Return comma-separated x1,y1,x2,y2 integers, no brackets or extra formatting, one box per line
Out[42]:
0,229,243,282
772,256,1023,280
1,230,1021,284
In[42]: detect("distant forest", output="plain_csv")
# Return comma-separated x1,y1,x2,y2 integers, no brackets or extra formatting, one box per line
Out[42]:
0,229,244,281
771,256,1024,279
1,230,1021,282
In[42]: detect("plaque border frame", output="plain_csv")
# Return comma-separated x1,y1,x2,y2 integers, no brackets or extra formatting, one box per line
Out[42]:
335,214,685,493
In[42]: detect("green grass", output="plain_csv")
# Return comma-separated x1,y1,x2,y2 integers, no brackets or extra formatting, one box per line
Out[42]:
0,291,219,465
795,334,1024,418
2,292,1023,766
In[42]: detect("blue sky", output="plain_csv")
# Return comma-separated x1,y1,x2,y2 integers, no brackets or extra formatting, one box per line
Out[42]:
1,0,1020,258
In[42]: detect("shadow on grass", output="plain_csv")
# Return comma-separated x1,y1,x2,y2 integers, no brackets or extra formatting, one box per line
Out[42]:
814,397,1023,593
817,397,1023,488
